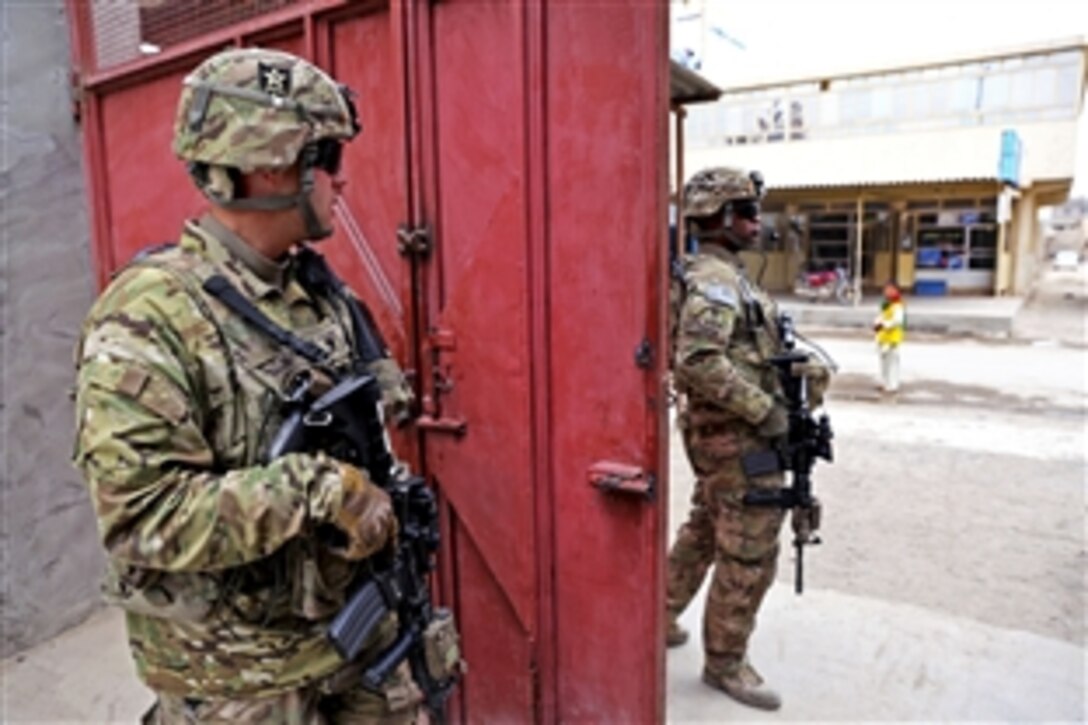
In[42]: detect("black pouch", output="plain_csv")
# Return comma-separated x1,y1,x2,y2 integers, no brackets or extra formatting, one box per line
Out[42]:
741,449,783,478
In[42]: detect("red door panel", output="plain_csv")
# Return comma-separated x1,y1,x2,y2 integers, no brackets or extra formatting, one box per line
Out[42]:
98,70,202,271
324,9,412,359
410,1,668,722
414,1,536,720
546,4,668,721
456,531,537,722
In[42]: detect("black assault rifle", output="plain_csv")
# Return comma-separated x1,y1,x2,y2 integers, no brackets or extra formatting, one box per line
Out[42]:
740,313,834,594
266,251,461,722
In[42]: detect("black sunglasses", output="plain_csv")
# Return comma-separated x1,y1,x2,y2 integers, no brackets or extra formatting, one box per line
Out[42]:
733,200,761,221
310,138,344,176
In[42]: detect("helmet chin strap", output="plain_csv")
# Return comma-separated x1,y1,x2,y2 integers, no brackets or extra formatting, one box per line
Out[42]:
201,161,332,241
295,163,333,241
691,227,749,253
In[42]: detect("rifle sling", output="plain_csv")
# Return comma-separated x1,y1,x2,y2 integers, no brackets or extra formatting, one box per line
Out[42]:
202,274,328,364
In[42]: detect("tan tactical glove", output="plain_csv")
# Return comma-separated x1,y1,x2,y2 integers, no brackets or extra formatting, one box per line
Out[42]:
757,403,789,439
330,464,397,560
368,357,416,428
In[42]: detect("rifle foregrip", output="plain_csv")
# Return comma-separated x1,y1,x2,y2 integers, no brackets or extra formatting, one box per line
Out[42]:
328,580,389,661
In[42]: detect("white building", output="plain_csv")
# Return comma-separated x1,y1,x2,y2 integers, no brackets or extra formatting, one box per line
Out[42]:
684,36,1087,296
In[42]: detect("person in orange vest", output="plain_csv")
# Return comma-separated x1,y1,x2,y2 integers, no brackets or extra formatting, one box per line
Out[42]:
873,283,905,394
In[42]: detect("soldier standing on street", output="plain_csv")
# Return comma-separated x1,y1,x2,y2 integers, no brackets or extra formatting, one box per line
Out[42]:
666,166,828,711
73,48,421,723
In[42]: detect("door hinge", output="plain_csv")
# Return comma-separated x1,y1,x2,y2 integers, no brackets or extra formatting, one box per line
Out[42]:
633,337,653,370
69,69,84,123
397,224,432,258
587,461,655,501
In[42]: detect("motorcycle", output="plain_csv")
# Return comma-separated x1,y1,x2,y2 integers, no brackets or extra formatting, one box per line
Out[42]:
793,265,856,304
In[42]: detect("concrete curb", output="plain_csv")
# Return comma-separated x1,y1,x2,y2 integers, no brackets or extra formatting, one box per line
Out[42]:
780,296,1024,337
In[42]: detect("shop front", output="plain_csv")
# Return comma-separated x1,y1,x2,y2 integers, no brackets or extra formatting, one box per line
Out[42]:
758,181,1012,296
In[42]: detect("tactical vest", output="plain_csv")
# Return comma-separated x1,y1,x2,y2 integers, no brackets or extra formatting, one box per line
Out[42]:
673,246,784,417
101,239,375,624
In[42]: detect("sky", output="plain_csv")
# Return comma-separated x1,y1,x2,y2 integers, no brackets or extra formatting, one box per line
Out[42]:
672,0,1088,196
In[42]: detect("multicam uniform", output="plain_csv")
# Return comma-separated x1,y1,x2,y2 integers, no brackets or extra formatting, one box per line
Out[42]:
74,219,418,722
667,240,788,680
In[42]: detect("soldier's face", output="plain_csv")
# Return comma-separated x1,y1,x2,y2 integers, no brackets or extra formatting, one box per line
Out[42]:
308,168,342,241
305,140,348,241
729,201,762,247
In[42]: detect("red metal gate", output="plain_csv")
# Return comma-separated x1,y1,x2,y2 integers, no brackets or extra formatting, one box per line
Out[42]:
69,1,668,721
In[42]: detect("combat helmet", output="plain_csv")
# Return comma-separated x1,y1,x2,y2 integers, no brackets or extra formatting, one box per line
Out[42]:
173,47,360,236
682,166,765,219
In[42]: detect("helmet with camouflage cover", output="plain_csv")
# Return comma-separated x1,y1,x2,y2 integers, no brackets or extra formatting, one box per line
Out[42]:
173,47,359,237
683,166,765,219
174,47,358,174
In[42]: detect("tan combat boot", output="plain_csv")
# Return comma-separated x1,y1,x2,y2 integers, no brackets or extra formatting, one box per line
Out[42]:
702,659,781,711
665,619,689,648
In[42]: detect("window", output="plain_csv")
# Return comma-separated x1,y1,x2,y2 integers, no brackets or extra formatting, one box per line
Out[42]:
810,213,850,225
981,73,1010,110
1056,64,1080,108
916,227,966,269
968,227,997,269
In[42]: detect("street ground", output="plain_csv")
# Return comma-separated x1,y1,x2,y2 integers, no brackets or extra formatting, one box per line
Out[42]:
2,267,1085,723
667,265,1087,722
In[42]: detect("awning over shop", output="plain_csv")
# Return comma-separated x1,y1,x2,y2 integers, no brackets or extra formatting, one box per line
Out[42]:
670,60,721,106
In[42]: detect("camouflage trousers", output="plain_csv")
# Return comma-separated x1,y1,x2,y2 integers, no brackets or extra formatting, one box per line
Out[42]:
666,417,786,675
142,660,422,725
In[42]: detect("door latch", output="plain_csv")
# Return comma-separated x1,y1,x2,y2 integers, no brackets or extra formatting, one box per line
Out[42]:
587,461,655,501
415,326,467,437
633,337,653,370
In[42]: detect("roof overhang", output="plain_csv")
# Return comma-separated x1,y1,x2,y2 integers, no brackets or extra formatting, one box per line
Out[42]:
718,35,1087,95
765,178,1004,203
764,176,1075,206
670,60,722,107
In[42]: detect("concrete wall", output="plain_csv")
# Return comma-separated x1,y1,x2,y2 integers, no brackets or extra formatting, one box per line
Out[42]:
1,1,105,657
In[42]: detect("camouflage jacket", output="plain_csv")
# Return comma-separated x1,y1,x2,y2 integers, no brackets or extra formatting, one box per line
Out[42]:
673,241,783,427
73,215,413,698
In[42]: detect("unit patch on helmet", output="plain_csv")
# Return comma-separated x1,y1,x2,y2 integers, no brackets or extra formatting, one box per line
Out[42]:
698,283,738,309
258,63,292,97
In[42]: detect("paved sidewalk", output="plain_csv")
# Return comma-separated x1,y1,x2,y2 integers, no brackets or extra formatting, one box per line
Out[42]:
779,293,1024,337
3,582,1083,723
667,584,1086,723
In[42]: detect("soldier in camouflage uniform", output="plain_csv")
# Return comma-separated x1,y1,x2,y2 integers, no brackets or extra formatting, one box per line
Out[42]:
73,48,421,724
666,166,828,711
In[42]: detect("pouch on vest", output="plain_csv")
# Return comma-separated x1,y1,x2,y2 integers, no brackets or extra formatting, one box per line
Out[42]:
423,608,467,682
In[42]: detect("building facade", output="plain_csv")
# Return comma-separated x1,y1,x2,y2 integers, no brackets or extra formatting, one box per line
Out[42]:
684,37,1087,296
